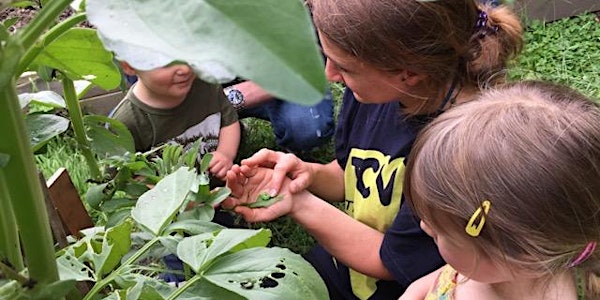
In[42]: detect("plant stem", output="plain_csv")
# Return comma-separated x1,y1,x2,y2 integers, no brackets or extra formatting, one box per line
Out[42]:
16,13,87,77
165,274,203,300
62,76,102,179
83,237,161,300
16,0,73,52
0,171,24,271
0,78,59,285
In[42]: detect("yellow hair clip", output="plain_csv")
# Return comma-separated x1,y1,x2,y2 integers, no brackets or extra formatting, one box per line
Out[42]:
465,200,491,237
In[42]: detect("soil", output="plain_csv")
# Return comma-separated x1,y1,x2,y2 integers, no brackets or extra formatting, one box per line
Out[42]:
0,6,93,32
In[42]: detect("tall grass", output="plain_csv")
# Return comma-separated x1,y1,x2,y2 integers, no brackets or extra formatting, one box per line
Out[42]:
35,135,91,195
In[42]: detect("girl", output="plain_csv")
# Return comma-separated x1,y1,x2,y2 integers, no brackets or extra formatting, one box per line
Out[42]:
225,1,523,299
401,81,600,300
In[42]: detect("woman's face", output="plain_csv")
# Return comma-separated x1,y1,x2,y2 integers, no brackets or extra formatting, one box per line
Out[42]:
318,31,408,104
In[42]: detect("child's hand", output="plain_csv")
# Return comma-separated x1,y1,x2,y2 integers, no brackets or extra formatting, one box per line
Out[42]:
208,151,233,181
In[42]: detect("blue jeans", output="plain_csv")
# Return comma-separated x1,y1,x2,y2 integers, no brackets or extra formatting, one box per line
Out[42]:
239,90,335,152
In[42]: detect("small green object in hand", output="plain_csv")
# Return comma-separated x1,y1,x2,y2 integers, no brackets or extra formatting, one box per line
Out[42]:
243,192,283,208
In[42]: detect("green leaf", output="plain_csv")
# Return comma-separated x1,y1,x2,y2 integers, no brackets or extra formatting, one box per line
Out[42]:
0,280,26,300
57,249,96,281
164,219,225,236
100,198,138,213
31,279,77,299
175,279,244,300
99,220,133,276
203,247,328,300
113,273,176,299
85,114,136,158
86,0,327,105
199,153,212,175
177,204,215,222
132,167,196,236
31,28,121,90
85,182,116,209
105,208,133,228
177,228,271,272
25,114,69,152
18,90,66,110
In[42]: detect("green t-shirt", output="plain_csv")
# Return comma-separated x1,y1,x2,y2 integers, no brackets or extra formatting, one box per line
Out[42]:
111,78,238,153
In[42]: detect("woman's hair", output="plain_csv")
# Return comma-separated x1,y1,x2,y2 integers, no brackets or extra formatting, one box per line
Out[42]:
404,80,600,298
307,0,523,99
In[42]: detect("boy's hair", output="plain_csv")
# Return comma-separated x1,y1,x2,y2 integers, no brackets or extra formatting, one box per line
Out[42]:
308,0,523,109
405,80,600,298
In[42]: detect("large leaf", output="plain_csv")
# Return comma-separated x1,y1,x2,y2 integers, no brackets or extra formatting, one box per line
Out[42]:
86,0,327,105
131,167,196,236
177,228,271,272
84,115,135,158
31,28,121,90
25,114,69,152
18,90,66,110
202,247,328,300
57,249,96,281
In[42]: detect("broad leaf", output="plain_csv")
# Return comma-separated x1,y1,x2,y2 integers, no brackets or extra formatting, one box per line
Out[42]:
18,90,66,110
56,249,96,281
132,167,196,236
85,115,135,158
86,0,327,104
25,114,69,152
113,273,176,299
31,28,121,90
177,228,270,272
203,247,328,300
164,219,225,236
31,280,77,300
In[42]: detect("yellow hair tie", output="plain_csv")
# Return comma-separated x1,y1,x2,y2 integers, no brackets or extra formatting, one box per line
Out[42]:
465,200,491,237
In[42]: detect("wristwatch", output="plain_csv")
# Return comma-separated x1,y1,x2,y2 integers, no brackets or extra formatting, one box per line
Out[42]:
224,87,245,111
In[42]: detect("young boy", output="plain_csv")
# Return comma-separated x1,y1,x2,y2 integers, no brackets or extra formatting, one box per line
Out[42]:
111,62,240,181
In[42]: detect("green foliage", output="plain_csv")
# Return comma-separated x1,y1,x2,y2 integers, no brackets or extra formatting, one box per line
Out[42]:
510,13,600,100
55,167,328,300
86,0,327,105
35,135,91,194
2,0,330,298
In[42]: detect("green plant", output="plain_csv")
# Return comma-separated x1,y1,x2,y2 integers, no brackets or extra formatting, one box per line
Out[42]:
1,0,329,298
509,13,600,100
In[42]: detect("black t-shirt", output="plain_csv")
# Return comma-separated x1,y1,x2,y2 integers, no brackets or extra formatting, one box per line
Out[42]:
334,88,443,299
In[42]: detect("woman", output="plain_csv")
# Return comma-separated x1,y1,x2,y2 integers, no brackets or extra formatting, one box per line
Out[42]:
225,1,523,299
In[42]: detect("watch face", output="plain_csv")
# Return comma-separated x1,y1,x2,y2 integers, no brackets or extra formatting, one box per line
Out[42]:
226,89,244,105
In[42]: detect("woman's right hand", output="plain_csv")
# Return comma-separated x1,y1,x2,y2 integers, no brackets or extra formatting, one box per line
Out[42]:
222,164,295,223
240,148,314,196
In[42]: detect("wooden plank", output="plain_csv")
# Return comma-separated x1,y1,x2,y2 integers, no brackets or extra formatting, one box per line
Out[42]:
39,172,69,248
46,168,94,237
515,0,600,22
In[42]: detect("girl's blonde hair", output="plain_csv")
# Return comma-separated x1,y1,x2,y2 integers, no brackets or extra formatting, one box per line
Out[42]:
405,81,600,299
307,0,523,109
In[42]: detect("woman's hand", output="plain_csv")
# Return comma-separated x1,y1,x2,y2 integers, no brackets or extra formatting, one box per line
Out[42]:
240,148,314,196
222,164,294,223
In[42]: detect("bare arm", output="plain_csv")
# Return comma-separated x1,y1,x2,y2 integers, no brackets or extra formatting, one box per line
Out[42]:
210,121,241,180
290,193,394,279
398,267,441,300
304,160,345,202
225,166,393,280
